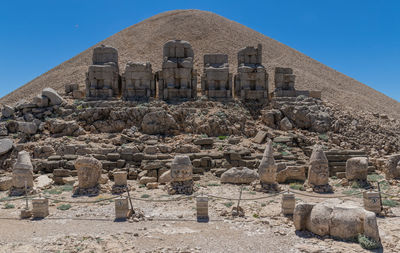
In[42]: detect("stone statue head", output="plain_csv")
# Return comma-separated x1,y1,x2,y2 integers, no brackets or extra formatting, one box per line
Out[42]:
170,155,193,182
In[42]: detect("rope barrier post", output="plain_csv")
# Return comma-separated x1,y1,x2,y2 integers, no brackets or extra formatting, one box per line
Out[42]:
237,186,243,211
24,180,28,210
115,196,129,221
377,181,383,213
196,195,209,223
126,185,135,217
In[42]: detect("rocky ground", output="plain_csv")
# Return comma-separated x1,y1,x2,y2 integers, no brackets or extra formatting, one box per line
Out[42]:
0,89,400,252
1,173,400,253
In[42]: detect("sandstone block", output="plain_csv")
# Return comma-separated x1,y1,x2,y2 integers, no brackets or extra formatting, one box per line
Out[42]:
221,167,258,184
346,157,368,181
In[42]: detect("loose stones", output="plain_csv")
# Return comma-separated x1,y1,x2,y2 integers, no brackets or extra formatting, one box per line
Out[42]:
0,138,13,155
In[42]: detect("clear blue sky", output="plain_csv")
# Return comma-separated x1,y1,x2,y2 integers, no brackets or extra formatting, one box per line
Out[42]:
0,0,399,101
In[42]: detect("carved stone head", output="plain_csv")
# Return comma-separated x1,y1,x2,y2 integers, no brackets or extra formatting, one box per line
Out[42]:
170,155,193,182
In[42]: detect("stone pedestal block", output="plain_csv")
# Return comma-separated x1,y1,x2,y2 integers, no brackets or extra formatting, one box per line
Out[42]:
32,198,49,218
282,193,295,215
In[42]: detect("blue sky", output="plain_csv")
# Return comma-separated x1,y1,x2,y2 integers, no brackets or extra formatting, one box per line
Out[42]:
0,0,399,101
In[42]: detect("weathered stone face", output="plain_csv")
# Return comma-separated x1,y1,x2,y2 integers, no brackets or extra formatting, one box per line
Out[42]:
384,154,400,179
201,54,232,99
307,145,329,186
86,45,120,99
170,155,193,182
122,62,155,100
234,44,268,101
346,157,368,181
258,140,277,184
294,199,380,243
12,151,33,189
75,157,102,189
158,40,197,100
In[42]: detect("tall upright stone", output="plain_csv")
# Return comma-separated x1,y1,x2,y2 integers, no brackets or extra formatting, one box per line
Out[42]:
234,44,268,101
307,145,332,193
258,140,279,191
121,62,156,100
157,40,197,100
10,151,34,196
201,54,232,99
168,155,194,195
86,45,120,100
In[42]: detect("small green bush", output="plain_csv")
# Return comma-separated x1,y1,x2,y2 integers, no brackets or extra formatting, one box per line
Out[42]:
358,234,381,250
223,202,234,208
382,199,399,207
367,173,383,182
141,194,150,199
289,182,305,191
218,135,227,140
4,203,15,209
318,134,329,141
252,213,259,218
207,183,221,187
57,204,71,211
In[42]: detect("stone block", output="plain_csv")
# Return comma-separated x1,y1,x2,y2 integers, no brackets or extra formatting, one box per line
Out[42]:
253,130,268,144
115,197,129,220
32,198,49,218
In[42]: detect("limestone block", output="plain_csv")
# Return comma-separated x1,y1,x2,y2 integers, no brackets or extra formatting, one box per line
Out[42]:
0,176,12,191
32,198,49,218
253,130,268,144
363,191,381,214
42,88,65,105
276,165,306,183
75,157,102,189
221,167,258,184
159,170,172,184
197,196,209,222
139,176,157,185
115,197,129,220
279,117,293,131
294,199,380,242
282,193,295,215
113,171,127,186
170,155,193,182
18,122,38,135
346,157,368,181
146,182,159,189
0,138,13,155
141,110,177,135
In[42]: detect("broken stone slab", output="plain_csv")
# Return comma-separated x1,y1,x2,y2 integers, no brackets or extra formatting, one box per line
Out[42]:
42,88,65,105
276,165,306,183
0,176,12,191
159,170,171,184
294,199,380,243
221,167,259,184
346,157,368,181
35,175,53,189
193,138,214,146
1,105,15,118
0,138,13,155
252,130,268,144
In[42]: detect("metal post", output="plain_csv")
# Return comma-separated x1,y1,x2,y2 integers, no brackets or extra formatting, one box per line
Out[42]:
237,186,243,211
377,181,383,212
24,180,28,210
126,185,135,216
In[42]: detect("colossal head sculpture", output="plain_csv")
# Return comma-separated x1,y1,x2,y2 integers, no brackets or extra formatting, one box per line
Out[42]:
86,45,120,100
75,157,102,189
201,54,232,99
12,151,33,189
170,155,193,182
234,44,268,101
308,145,329,186
158,40,197,100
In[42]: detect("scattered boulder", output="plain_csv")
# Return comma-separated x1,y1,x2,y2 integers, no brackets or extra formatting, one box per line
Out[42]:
276,165,306,183
280,117,293,131
221,167,258,184
141,109,177,135
346,157,368,181
0,176,12,191
35,175,53,189
1,105,14,118
294,199,380,243
159,170,172,184
139,176,157,185
18,121,38,135
0,138,13,155
46,119,85,137
42,88,65,105
384,154,400,179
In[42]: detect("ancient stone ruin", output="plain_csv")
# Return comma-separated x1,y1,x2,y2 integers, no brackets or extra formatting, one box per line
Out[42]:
86,45,120,100
257,140,279,192
122,62,155,100
168,155,194,195
157,40,197,100
201,54,232,99
294,199,380,243
234,44,268,101
346,157,369,186
307,145,332,193
74,156,102,196
10,151,33,196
